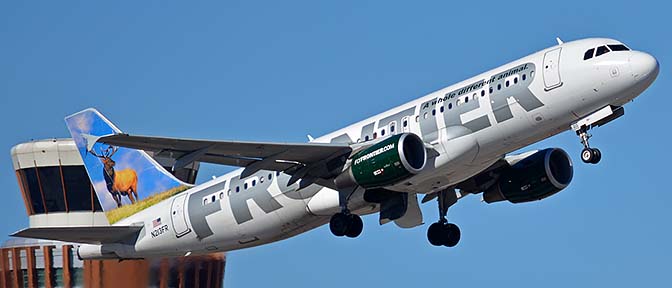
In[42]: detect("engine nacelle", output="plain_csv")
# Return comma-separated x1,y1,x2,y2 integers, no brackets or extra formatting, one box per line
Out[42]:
483,148,573,204
335,133,426,189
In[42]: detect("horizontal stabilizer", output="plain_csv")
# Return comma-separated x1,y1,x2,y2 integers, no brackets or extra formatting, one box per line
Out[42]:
12,226,143,245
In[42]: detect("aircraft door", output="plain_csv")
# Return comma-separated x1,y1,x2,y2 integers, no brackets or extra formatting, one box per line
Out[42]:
171,193,192,238
542,47,563,90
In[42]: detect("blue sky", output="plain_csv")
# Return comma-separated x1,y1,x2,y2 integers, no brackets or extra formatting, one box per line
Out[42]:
1,1,669,287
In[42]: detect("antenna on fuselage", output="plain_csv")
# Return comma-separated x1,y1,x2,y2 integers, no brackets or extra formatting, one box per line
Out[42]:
556,37,564,45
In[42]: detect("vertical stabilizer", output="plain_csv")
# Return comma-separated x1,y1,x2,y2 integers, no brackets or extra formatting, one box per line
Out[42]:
65,108,191,224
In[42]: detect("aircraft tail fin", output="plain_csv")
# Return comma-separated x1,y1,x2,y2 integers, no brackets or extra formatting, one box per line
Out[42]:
64,108,191,224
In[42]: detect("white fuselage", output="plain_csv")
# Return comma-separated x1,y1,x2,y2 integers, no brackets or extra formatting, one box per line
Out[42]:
80,38,658,259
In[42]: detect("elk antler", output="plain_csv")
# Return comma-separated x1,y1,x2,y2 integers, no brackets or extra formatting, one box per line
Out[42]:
108,146,118,158
88,146,106,158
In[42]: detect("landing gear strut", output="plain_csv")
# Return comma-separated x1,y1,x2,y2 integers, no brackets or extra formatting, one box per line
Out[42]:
577,128,601,164
427,189,461,247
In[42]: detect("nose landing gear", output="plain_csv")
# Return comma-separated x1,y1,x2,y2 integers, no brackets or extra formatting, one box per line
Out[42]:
577,129,602,164
571,106,623,165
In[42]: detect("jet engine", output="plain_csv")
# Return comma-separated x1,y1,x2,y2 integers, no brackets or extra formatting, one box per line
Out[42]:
483,148,573,204
335,133,426,189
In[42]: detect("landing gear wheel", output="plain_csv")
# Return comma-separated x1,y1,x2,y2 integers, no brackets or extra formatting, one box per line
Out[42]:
427,222,461,247
344,214,363,238
330,212,363,238
427,222,448,246
590,148,602,164
581,148,595,164
329,213,350,237
443,223,461,247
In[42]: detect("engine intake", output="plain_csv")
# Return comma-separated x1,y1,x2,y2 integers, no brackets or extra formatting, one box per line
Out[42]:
335,133,426,189
483,148,573,204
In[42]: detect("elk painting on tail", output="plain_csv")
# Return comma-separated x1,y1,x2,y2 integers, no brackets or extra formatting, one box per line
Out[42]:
90,145,139,207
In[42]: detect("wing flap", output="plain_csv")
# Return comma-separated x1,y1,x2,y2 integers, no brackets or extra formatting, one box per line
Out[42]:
12,226,143,245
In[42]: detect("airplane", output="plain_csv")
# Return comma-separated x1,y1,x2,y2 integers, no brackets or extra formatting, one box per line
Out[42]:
13,37,658,259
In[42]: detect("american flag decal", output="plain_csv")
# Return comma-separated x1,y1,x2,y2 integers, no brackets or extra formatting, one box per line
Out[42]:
152,217,162,228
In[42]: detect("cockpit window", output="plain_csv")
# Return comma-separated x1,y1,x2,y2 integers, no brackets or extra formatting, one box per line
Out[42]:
584,44,630,61
608,44,630,51
595,45,610,57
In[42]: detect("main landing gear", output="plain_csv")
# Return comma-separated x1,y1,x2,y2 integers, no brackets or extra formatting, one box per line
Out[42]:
329,211,363,238
427,189,461,247
330,188,364,238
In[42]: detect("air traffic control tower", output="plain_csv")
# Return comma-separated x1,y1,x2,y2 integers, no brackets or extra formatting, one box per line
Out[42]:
1,138,225,288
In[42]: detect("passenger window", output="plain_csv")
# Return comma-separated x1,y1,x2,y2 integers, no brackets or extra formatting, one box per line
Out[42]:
497,84,502,90
252,180,256,186
211,195,216,202
236,186,240,193
440,106,444,113
505,80,510,87
390,123,395,133
260,176,264,183
608,44,629,51
203,199,208,205
381,129,385,136
423,112,428,119
448,103,453,109
489,87,493,94
456,99,462,106
583,48,595,60
403,119,408,127
244,183,248,190
513,77,518,84
464,97,469,103
373,132,378,139
268,173,272,180
431,109,436,116
595,45,610,57
365,135,369,141
220,192,224,199
481,90,485,97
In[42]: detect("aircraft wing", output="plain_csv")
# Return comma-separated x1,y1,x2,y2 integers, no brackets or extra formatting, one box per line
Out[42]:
96,133,353,181
12,226,144,245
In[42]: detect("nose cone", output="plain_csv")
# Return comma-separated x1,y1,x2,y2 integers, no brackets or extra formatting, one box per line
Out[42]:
630,51,660,86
